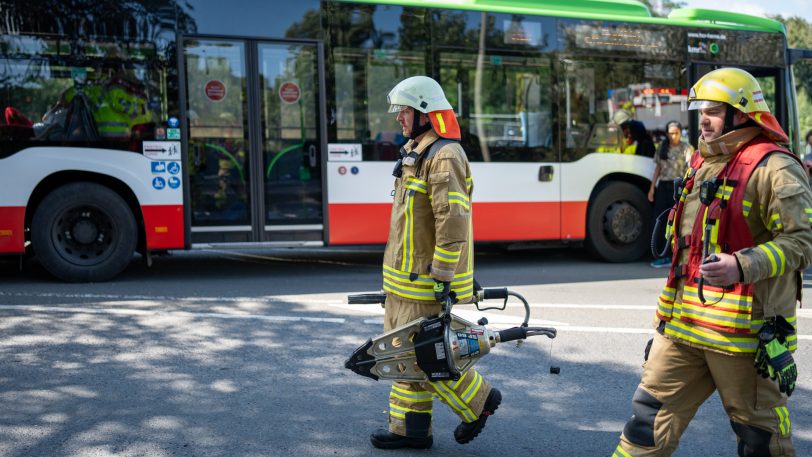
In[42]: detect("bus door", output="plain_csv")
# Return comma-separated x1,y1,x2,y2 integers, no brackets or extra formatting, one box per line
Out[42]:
687,63,785,147
182,37,325,245
437,50,560,241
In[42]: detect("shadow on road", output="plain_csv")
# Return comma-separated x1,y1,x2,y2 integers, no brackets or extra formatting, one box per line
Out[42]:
1,306,808,456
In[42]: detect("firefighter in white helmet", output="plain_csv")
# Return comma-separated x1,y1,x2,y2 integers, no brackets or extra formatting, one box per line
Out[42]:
368,75,501,450
612,67,812,456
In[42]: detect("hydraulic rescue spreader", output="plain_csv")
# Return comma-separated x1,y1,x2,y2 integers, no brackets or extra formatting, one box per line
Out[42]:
344,287,558,383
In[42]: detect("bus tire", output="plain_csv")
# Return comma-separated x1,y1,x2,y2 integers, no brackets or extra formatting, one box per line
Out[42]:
585,181,651,263
31,182,137,282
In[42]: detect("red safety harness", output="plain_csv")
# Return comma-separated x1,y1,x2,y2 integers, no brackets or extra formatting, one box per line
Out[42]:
657,136,794,334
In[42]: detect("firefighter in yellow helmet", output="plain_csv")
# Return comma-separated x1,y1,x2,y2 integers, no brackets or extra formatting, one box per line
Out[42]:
369,76,500,450
612,67,812,456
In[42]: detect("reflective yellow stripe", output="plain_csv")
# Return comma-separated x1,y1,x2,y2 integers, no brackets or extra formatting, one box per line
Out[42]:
434,247,461,263
383,264,473,282
435,245,460,256
431,380,477,422
401,193,415,271
448,191,470,210
390,393,432,403
612,444,633,457
384,277,434,293
664,320,759,353
460,371,483,402
435,112,447,134
392,385,434,401
774,406,790,436
758,241,785,277
743,200,753,217
657,286,676,318
452,370,470,390
714,185,733,200
805,208,812,223
405,177,428,194
389,403,433,419
770,213,783,230
405,183,427,193
448,192,469,203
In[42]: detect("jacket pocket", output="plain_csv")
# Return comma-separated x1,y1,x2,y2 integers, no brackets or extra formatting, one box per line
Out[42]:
428,171,450,211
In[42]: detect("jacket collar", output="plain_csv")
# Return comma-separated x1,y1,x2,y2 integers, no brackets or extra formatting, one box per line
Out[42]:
698,127,761,164
404,130,439,156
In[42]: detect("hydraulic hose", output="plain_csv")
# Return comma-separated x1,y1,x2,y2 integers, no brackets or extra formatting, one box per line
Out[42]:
650,207,672,259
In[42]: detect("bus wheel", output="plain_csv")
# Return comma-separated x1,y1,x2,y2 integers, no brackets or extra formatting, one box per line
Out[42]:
31,182,137,282
585,181,651,263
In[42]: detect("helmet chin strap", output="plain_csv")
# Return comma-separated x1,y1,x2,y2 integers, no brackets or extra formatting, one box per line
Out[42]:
409,110,432,140
722,105,757,135
722,105,736,134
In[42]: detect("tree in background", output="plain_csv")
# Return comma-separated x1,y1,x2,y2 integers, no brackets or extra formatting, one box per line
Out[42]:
776,16,812,134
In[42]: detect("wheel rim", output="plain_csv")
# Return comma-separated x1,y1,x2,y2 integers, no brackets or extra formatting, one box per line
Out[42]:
50,205,118,266
602,201,642,244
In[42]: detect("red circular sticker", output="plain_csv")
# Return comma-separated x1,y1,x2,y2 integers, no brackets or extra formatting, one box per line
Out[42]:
204,80,226,102
338,166,347,175
279,82,301,104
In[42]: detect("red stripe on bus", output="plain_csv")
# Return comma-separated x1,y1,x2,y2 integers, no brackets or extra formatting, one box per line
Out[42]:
0,206,25,253
141,205,185,249
474,202,561,240
328,201,588,245
329,203,391,244
561,201,588,240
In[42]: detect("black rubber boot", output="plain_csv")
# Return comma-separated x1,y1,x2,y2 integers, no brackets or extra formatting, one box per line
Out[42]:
370,429,433,449
454,388,501,444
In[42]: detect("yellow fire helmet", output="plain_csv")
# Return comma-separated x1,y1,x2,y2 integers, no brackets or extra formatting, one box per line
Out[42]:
688,67,788,143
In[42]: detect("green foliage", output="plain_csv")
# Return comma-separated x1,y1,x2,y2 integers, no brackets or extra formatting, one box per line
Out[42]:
772,15,812,140
638,0,686,17
798,87,812,137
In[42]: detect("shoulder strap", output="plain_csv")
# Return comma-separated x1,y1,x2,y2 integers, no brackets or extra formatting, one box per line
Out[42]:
415,139,458,178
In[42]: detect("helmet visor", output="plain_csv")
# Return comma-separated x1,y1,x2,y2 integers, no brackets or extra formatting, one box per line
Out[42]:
688,100,724,111
388,104,411,113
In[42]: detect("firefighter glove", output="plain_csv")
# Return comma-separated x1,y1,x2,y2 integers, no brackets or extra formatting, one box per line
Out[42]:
755,317,797,396
433,280,455,305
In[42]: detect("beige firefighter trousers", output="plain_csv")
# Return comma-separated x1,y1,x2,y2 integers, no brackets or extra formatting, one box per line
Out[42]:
614,333,793,456
383,293,492,436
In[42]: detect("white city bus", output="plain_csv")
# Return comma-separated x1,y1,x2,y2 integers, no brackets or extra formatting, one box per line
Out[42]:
0,0,807,280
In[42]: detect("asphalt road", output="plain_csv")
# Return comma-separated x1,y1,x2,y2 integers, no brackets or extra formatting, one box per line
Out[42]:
0,247,810,456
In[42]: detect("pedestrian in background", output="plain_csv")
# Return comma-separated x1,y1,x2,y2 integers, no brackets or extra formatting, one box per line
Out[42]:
648,120,693,268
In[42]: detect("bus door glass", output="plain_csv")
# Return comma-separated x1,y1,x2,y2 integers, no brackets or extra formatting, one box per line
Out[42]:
184,38,324,243
258,43,323,229
184,39,252,235
438,50,559,241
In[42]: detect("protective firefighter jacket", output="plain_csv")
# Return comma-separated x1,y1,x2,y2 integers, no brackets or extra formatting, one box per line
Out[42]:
657,127,812,354
382,130,474,303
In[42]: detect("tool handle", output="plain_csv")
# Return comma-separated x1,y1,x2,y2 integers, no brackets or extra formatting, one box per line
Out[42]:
348,293,387,304
482,287,508,300
497,326,528,343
